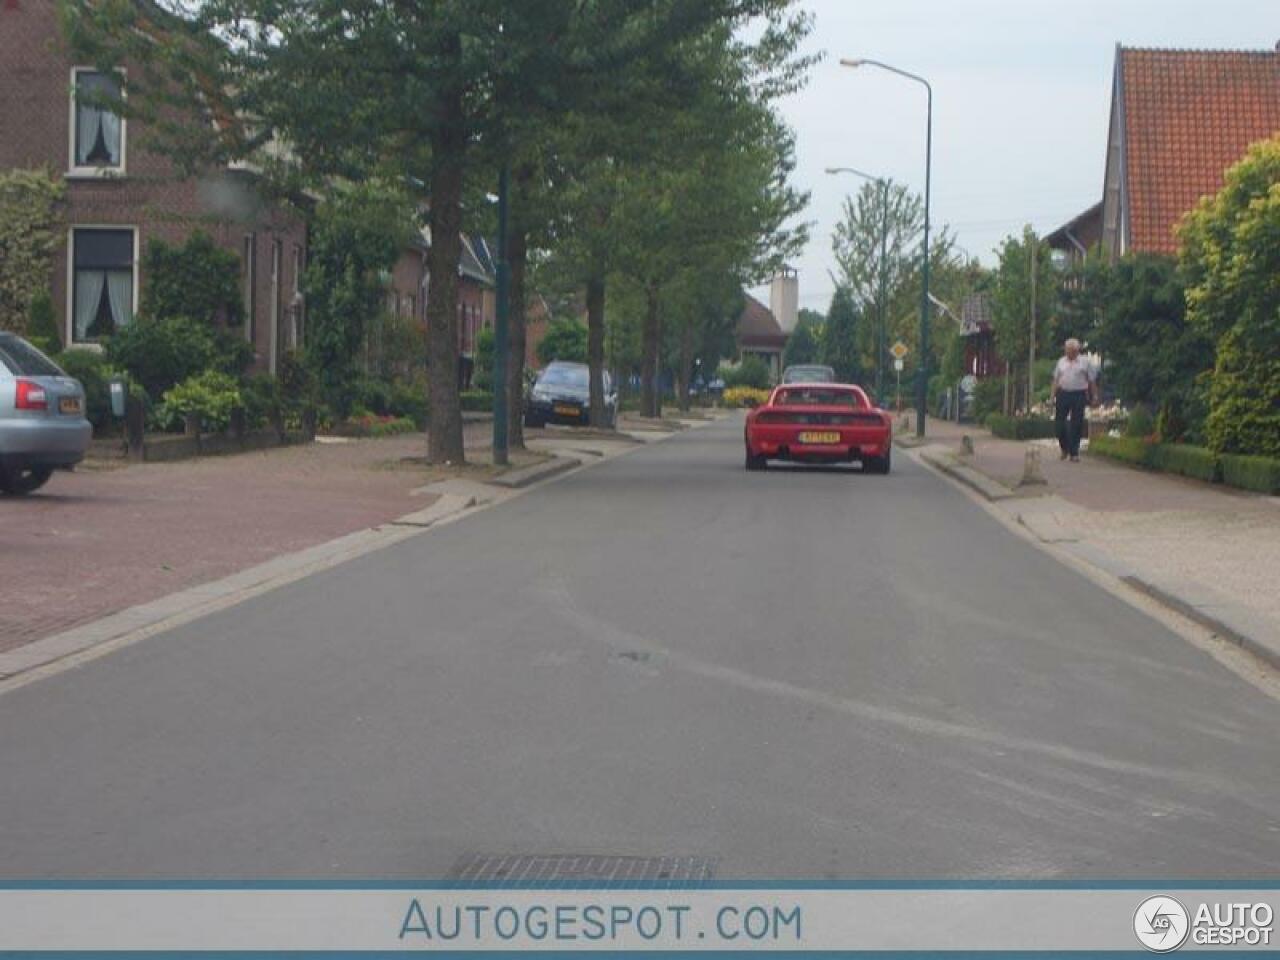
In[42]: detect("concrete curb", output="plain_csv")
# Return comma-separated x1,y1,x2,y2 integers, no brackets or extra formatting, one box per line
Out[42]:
918,447,1016,502
487,456,581,489
0,493,479,691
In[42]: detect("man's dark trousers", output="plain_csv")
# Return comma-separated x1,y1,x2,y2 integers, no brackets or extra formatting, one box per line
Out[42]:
1056,389,1087,457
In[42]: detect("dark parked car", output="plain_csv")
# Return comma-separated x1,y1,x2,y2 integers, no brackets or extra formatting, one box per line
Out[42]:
0,332,92,494
525,362,617,429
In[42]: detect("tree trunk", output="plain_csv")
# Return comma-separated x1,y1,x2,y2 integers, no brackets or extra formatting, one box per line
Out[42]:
640,284,661,418
506,225,529,450
676,320,694,413
425,81,466,465
586,274,607,428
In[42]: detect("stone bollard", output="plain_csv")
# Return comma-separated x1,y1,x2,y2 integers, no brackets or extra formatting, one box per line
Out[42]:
1021,446,1047,486
960,435,974,457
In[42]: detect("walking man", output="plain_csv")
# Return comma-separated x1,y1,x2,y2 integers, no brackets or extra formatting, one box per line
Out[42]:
1051,338,1096,462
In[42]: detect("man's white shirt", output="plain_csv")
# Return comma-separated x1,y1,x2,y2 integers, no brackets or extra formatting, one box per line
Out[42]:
1053,355,1095,392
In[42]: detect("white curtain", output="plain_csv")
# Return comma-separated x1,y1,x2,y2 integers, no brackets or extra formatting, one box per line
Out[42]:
99,109,122,166
105,270,133,331
76,103,101,166
74,270,105,341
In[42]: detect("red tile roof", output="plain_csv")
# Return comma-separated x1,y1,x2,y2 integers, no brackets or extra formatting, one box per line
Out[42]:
1121,47,1280,254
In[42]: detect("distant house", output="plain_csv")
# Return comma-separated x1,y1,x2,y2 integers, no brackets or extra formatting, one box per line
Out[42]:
386,229,495,388
1045,202,1102,276
733,293,787,380
958,293,1003,380
0,0,308,372
1064,44,1280,262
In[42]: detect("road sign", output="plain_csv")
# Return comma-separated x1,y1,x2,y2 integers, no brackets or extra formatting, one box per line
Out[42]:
893,357,904,372
890,341,909,360
960,374,977,393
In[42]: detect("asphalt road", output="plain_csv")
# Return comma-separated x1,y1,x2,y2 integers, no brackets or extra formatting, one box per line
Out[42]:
2,416,1278,879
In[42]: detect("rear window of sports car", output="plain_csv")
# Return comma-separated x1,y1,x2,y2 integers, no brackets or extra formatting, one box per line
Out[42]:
774,388,864,407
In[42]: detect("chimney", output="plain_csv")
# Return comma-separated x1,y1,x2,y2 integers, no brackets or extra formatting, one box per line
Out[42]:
769,267,799,334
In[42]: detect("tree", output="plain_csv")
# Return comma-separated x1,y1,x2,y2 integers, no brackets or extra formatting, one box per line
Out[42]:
1092,254,1209,441
820,287,863,384
989,226,1058,411
1180,133,1280,456
303,182,414,418
0,169,64,337
140,231,242,326
782,310,821,368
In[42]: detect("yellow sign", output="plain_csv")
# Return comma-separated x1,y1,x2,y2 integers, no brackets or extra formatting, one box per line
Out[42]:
890,341,909,360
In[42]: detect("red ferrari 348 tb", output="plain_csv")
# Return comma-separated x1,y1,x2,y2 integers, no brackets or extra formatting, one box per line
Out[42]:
744,383,893,473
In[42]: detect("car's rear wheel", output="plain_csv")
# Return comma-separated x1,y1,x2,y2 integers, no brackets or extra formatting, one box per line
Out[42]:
863,450,891,475
0,465,53,495
745,448,767,471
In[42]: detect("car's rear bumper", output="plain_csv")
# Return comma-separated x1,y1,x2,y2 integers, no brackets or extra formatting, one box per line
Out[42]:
0,417,92,469
747,427,890,462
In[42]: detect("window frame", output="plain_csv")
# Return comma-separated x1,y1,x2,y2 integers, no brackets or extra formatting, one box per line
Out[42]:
65,225,139,349
68,66,127,178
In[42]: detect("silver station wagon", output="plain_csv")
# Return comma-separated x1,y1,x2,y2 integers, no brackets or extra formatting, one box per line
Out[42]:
0,332,92,495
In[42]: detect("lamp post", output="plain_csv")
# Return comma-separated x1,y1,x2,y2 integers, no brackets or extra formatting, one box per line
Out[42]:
826,165,890,404
841,57,932,439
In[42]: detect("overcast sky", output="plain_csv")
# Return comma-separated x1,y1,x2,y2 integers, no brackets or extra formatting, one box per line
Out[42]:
752,0,1279,313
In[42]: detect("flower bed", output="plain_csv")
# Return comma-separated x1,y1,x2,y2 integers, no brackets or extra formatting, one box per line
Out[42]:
328,414,418,438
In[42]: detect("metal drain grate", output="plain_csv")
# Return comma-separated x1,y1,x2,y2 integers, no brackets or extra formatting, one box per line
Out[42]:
447,853,717,887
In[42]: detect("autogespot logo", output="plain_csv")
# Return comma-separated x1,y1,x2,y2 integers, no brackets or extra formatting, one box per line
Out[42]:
1134,896,1191,953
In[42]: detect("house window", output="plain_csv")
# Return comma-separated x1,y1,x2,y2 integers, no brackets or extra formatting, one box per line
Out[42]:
71,228,134,343
71,69,124,171
242,233,257,343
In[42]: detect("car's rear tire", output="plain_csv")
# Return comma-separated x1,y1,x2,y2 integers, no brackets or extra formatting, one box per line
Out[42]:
863,450,891,475
745,448,767,471
0,465,53,495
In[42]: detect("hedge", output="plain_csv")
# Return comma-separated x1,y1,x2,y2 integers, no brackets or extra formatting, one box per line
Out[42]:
1087,434,1156,467
1220,454,1280,495
984,413,1056,440
460,389,493,412
1148,443,1220,483
1090,436,1280,495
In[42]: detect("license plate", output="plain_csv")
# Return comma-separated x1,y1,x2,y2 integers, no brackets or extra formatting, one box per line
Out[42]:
59,396,82,414
798,431,840,444
553,404,579,417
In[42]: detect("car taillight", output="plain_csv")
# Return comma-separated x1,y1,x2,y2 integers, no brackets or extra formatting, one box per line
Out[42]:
15,379,47,411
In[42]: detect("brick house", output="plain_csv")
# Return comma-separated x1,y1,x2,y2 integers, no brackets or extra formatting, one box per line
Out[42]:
733,293,786,381
1049,44,1279,265
0,0,307,373
386,229,495,388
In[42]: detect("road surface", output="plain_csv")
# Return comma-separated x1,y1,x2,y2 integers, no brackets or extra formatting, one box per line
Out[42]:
2,416,1278,878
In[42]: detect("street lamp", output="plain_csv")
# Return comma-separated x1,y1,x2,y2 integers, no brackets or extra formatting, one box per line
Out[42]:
841,57,932,439
825,166,891,404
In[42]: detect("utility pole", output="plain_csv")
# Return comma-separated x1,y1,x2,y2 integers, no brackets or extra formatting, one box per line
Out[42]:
877,179,889,403
492,164,510,466
1028,233,1037,414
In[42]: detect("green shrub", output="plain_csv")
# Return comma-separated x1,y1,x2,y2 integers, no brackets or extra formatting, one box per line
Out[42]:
536,318,588,365
107,316,217,399
720,356,772,389
240,372,282,428
389,377,428,427
25,291,61,355
57,349,120,431
160,370,242,432
1148,443,1220,483
277,349,318,414
1220,454,1280,495
460,389,493,412
472,327,495,392
1125,403,1155,439
985,412,1056,440
1203,328,1280,458
972,378,1004,419
1089,434,1156,467
353,376,394,416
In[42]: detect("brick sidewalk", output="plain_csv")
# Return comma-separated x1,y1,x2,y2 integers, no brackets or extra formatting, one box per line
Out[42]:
0,423,494,652
913,416,1280,644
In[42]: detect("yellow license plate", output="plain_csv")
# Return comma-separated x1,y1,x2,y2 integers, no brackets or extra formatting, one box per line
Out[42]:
798,431,840,444
59,396,82,414
553,404,579,417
